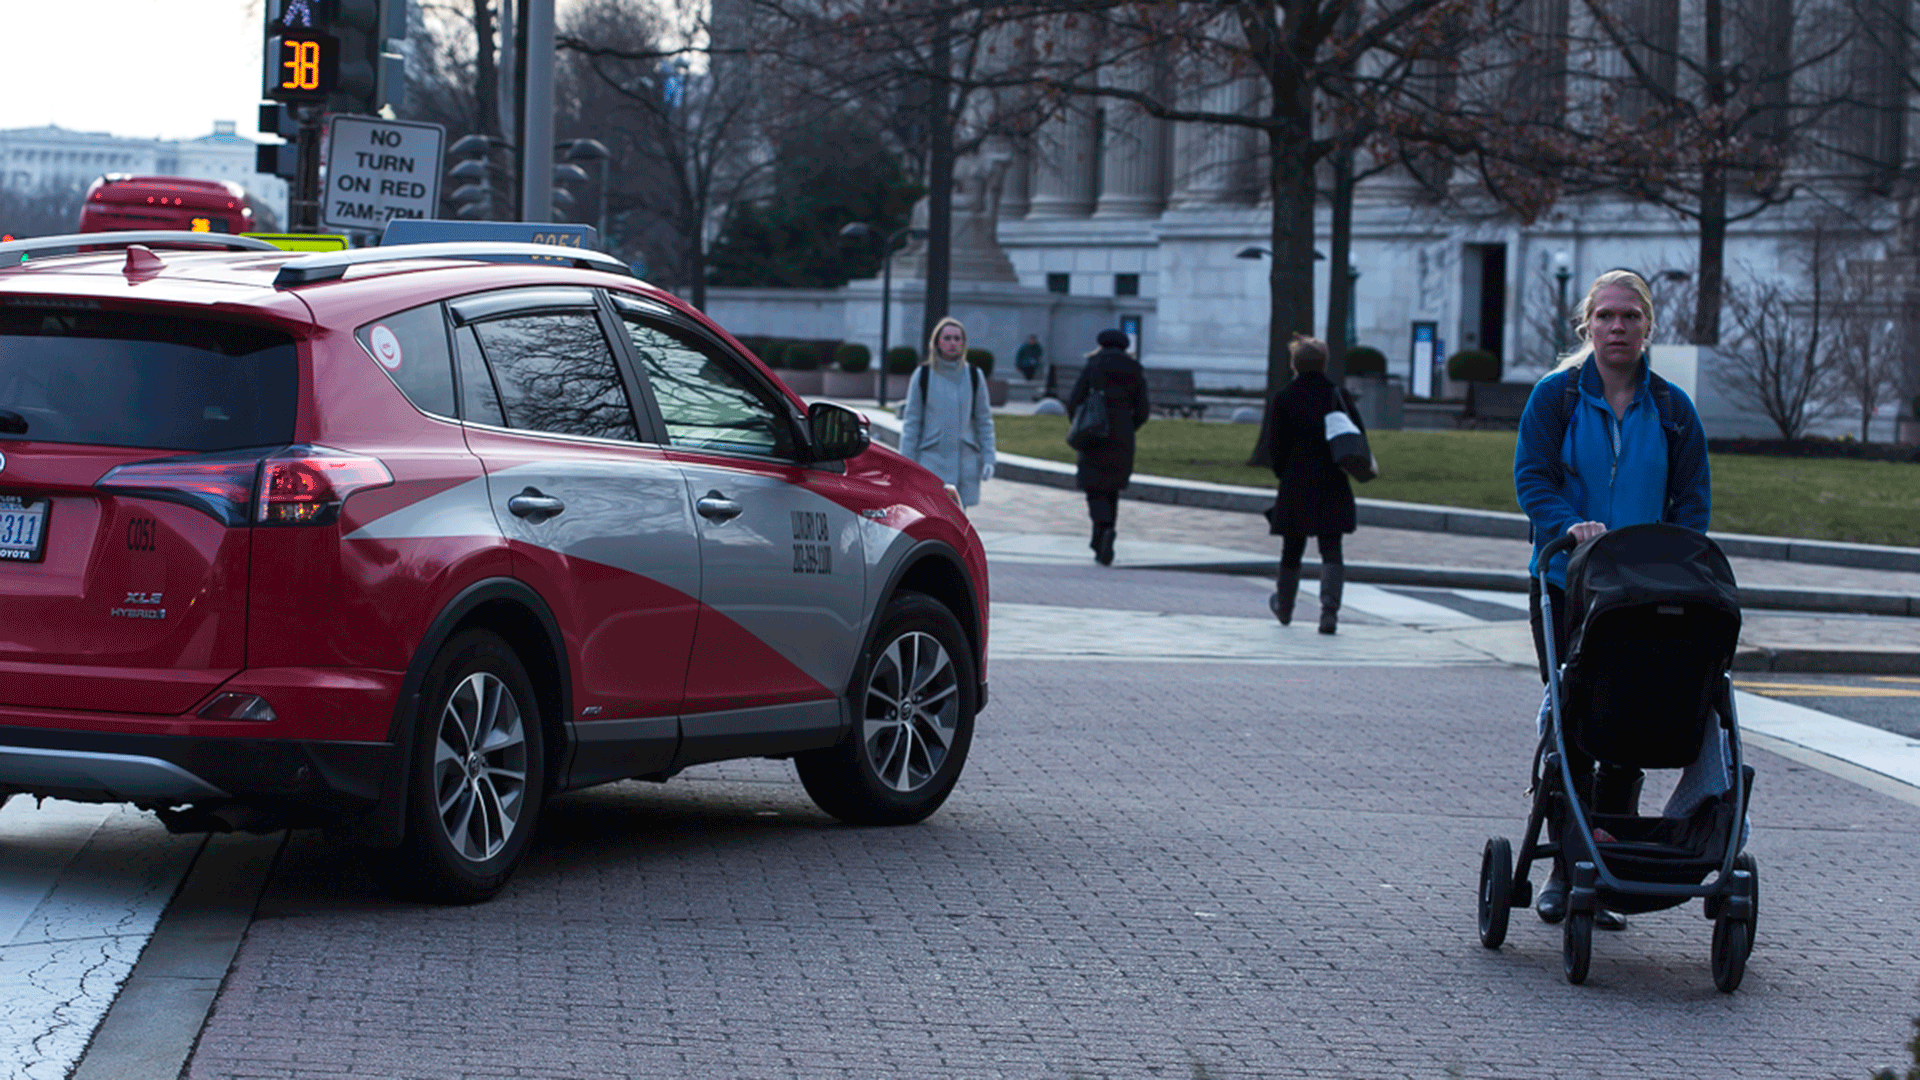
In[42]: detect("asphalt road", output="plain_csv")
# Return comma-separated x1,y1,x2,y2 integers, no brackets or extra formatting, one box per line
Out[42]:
145,559,1920,1079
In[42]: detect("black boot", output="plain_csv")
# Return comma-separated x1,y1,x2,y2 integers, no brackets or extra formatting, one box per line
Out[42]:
1093,524,1115,566
1271,566,1300,625
1317,564,1345,634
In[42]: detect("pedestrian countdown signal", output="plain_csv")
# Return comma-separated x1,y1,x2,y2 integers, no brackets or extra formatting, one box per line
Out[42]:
268,32,338,101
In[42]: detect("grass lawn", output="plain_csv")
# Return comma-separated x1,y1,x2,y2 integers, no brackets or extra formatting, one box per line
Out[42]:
984,413,1920,547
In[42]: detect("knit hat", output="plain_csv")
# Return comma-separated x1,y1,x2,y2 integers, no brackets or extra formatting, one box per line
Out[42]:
1097,329,1129,349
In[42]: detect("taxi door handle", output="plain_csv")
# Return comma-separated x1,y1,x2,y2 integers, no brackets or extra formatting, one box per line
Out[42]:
695,491,742,523
508,488,566,521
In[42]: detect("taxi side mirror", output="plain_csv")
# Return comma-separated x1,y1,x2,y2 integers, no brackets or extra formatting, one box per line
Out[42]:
807,401,871,462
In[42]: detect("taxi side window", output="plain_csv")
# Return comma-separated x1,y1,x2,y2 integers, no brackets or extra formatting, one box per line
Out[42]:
355,303,456,418
619,315,795,459
469,311,638,442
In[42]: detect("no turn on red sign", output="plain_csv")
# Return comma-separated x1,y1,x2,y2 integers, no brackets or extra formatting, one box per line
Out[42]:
321,116,446,233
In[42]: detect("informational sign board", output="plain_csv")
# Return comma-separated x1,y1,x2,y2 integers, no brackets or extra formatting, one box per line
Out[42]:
1410,321,1437,398
1119,312,1143,359
321,116,445,233
243,233,350,252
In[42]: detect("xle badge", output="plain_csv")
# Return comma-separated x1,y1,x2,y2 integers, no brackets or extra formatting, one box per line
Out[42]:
791,510,832,575
111,592,166,620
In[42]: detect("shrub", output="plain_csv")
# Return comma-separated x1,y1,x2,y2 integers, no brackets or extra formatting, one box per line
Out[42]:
886,346,920,374
785,343,820,371
966,348,995,376
1911,393,1920,418
1447,349,1501,383
756,341,787,369
835,342,872,373
1347,345,1388,376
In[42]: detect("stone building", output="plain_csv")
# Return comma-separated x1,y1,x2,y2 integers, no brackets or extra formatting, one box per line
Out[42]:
1,121,288,230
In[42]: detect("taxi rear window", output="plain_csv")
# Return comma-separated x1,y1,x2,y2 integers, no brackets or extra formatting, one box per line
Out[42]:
0,308,296,450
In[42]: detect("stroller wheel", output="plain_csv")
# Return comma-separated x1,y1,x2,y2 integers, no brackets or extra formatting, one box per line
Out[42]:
1478,837,1513,949
1563,910,1592,985
1712,916,1750,993
1736,852,1759,938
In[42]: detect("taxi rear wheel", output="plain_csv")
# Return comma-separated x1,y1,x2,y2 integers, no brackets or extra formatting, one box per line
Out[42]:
376,629,546,904
797,592,976,826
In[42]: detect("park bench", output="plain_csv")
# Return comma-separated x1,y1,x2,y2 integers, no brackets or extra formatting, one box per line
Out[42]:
1458,381,1533,430
1048,364,1208,419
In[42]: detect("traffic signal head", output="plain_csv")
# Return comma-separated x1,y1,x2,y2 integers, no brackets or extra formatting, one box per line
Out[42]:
262,0,407,114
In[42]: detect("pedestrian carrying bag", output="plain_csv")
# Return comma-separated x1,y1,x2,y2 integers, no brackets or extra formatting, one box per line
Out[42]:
1324,389,1379,482
1066,367,1111,451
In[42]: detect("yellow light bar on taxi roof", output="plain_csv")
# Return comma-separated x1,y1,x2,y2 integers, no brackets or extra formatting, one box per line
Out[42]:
242,233,351,252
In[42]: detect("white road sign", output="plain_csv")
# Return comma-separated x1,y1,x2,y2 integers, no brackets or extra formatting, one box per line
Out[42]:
321,116,446,233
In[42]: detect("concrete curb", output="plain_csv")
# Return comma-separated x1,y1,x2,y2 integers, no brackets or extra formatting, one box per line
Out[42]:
859,409,1920,574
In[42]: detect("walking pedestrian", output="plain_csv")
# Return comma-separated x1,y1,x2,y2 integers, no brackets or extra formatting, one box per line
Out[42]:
1513,267,1712,932
1067,328,1151,565
899,316,997,508
1265,335,1358,634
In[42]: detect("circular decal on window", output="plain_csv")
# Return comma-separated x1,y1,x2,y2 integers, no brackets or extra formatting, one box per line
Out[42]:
369,324,403,370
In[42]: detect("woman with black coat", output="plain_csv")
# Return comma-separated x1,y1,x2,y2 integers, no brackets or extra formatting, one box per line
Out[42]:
1266,336,1360,633
1067,329,1151,565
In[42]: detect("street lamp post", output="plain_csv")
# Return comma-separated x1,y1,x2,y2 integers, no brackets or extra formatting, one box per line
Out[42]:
562,139,611,241
1553,251,1572,356
841,222,922,409
1346,264,1360,349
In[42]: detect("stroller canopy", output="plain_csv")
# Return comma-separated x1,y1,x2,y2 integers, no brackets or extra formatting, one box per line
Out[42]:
1565,523,1741,657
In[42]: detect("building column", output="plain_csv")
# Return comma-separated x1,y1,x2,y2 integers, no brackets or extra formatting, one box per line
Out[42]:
1026,102,1098,219
1168,75,1259,208
1093,57,1170,218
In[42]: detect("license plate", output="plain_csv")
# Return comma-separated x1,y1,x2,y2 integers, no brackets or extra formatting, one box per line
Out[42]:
0,494,49,563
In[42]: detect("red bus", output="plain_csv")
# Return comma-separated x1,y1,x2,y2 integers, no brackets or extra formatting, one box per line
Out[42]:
76,175,260,234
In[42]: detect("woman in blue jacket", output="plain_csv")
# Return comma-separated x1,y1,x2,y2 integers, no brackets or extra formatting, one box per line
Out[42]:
1513,268,1711,931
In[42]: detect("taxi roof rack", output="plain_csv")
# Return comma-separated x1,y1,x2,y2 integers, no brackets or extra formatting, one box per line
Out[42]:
0,231,283,260
273,241,634,287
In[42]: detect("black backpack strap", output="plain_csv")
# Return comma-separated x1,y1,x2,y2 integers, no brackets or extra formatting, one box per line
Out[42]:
1552,367,1580,481
915,365,930,428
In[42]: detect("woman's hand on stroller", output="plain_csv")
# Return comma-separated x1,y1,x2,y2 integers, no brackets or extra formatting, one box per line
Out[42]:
1567,521,1608,544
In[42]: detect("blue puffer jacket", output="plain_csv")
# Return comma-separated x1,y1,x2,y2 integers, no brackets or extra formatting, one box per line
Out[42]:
1513,355,1711,588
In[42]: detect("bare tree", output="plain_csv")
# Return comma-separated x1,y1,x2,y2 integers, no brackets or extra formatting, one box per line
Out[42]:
1827,268,1904,442
1716,227,1843,440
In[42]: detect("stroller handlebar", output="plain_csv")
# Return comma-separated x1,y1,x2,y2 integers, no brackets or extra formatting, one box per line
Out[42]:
1542,531,1581,563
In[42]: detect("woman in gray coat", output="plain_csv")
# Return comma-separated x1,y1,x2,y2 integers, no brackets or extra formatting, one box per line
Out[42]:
899,316,997,507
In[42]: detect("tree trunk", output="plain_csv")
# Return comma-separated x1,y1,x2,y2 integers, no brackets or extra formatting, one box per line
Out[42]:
1246,80,1321,467
921,18,954,348
1692,163,1727,345
1326,141,1357,382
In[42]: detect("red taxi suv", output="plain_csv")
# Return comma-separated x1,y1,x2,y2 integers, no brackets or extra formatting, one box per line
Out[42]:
0,230,988,902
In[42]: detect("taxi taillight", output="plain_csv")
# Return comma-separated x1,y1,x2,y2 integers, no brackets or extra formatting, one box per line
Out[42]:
257,449,393,526
97,446,391,527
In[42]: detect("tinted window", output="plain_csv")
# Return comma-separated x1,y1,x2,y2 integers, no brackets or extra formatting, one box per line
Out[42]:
453,325,505,426
357,303,456,417
0,309,295,450
618,313,796,458
470,311,637,441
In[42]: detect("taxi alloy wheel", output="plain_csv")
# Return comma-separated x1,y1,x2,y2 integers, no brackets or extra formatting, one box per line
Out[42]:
797,592,975,826
381,629,546,903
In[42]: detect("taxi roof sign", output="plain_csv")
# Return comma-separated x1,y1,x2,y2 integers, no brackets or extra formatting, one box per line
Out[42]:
243,233,351,252
382,219,602,253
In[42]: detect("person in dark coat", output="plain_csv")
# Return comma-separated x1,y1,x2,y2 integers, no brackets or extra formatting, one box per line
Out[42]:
1266,335,1359,633
1067,329,1151,565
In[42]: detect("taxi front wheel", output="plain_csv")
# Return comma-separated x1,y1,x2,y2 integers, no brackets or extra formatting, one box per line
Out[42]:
798,592,976,826
376,629,546,904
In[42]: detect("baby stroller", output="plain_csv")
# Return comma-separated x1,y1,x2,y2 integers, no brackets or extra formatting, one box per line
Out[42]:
1477,523,1757,990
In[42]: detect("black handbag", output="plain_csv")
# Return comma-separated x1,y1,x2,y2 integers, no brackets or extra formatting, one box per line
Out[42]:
1066,367,1111,451
1324,388,1378,482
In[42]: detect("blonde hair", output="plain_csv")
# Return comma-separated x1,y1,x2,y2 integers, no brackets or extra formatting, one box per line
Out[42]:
1289,334,1329,373
1551,269,1657,374
924,316,968,366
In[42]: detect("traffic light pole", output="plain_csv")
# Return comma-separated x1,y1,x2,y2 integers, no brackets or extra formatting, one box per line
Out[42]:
292,107,325,231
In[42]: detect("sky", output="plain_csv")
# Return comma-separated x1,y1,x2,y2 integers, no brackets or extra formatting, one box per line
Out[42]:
1,0,270,143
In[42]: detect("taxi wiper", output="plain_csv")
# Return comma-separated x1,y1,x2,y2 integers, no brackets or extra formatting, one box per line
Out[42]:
0,409,27,435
